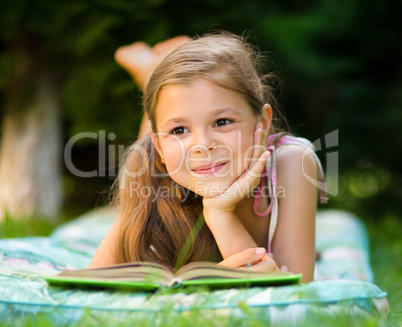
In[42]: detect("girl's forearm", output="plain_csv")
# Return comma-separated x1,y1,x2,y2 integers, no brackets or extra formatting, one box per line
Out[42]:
203,208,258,259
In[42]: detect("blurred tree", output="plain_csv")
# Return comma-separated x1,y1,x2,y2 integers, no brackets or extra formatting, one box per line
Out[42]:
0,44,61,220
0,0,180,219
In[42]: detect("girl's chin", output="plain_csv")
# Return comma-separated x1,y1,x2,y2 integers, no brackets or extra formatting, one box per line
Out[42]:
194,190,223,198
190,181,234,198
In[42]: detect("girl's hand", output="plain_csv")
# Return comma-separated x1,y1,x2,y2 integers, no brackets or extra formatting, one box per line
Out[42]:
203,122,270,214
218,248,277,271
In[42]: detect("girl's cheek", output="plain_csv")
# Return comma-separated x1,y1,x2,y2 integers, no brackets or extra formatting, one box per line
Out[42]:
164,155,183,174
164,153,187,176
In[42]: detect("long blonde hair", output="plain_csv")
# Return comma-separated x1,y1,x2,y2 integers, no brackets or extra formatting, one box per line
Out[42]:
113,32,284,269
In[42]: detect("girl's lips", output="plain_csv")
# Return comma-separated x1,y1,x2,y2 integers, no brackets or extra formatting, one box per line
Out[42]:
191,162,228,175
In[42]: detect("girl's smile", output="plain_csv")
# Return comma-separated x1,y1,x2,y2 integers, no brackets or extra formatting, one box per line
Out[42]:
151,78,259,197
191,161,228,175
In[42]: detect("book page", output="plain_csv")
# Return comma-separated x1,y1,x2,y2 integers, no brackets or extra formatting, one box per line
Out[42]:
176,262,293,281
58,262,175,285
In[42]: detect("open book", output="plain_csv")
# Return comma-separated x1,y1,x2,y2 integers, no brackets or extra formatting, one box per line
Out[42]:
45,261,302,291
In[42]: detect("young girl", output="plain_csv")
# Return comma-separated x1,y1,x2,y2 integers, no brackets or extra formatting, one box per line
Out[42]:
90,32,327,283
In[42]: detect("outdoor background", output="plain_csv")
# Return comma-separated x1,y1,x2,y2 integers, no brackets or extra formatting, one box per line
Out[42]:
0,0,401,325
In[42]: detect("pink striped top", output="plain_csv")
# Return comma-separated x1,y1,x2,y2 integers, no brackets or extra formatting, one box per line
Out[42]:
252,134,328,253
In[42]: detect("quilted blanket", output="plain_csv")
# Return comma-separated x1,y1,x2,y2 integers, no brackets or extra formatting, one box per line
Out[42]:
0,208,389,325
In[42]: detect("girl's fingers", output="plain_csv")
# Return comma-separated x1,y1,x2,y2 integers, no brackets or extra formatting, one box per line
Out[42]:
263,128,269,150
218,248,266,268
253,260,279,272
238,255,279,272
250,122,269,173
260,126,269,156
252,123,265,160
219,248,281,272
244,151,270,186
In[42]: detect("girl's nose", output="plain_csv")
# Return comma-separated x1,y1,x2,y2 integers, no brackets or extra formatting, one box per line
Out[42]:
190,131,217,154
190,143,216,154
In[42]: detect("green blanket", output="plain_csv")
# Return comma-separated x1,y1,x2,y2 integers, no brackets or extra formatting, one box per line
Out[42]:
0,209,389,325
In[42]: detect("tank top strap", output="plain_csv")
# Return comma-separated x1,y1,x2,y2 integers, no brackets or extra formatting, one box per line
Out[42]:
252,134,328,253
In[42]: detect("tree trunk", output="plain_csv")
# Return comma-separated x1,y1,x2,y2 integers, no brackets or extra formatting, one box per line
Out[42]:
0,47,61,221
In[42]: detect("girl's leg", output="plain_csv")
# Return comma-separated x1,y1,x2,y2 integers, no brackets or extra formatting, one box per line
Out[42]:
115,36,190,138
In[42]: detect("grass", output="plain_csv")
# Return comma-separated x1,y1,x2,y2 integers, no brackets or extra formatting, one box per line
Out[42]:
0,211,400,326
366,213,402,327
0,209,79,239
3,309,383,327
0,213,59,239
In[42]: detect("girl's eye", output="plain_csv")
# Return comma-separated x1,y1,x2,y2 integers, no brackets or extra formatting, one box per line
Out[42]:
215,119,232,127
170,126,188,135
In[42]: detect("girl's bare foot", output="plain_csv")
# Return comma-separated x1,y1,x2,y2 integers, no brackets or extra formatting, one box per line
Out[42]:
115,36,191,89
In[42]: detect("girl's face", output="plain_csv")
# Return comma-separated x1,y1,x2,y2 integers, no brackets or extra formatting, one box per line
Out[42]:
151,78,265,197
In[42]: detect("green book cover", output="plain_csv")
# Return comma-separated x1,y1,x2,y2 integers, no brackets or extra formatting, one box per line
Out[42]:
45,261,302,291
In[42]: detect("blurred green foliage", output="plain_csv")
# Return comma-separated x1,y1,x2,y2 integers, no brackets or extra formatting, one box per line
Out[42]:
0,0,401,218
